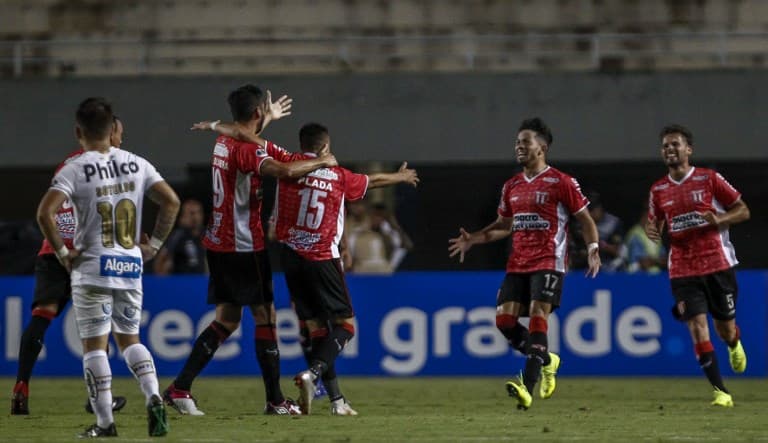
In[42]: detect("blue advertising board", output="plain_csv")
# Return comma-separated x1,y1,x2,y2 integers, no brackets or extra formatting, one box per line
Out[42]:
1,272,766,376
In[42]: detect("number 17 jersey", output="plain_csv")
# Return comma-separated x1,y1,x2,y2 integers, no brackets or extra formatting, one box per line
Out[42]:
50,147,164,290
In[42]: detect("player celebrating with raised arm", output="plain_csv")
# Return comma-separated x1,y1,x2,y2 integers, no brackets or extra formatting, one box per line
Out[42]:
646,124,750,407
163,85,336,416
448,117,600,411
11,117,128,416
37,98,179,437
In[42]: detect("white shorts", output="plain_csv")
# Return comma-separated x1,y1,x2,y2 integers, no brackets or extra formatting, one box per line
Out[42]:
72,285,143,339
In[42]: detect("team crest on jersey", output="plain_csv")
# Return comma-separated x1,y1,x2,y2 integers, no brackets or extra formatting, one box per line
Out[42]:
100,255,142,279
123,305,138,319
534,191,549,204
690,190,705,203
101,303,112,315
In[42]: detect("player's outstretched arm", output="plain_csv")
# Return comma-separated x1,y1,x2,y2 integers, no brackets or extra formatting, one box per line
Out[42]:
448,216,513,263
36,189,79,271
574,208,601,278
261,153,338,180
367,162,420,189
143,181,181,261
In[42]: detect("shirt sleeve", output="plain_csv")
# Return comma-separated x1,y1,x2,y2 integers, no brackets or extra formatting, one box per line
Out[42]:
140,157,164,192
562,176,589,214
497,181,513,218
237,143,272,175
264,140,301,162
343,168,369,201
711,171,741,208
50,163,77,198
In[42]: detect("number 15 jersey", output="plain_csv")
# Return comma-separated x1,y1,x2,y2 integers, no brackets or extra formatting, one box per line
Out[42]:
51,147,164,290
275,153,369,261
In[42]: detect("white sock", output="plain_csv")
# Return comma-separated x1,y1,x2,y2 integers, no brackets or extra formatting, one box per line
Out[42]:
83,350,113,428
123,343,160,405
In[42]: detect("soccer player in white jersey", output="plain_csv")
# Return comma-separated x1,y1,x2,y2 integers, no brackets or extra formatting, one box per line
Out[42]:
36,98,180,437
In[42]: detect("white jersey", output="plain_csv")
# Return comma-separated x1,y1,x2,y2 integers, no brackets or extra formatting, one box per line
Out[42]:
51,147,163,290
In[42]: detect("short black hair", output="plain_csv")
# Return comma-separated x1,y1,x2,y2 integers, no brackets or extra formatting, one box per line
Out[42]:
518,117,553,146
76,97,114,140
227,84,264,123
299,123,329,153
659,124,693,145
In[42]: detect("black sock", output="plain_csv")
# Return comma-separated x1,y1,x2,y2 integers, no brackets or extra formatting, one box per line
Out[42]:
255,325,284,404
321,365,343,402
16,314,53,383
498,323,530,354
299,322,313,367
312,324,354,375
174,321,231,391
523,331,549,393
699,351,728,393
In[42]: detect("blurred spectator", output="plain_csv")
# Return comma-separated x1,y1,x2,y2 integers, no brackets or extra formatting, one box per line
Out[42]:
624,207,667,273
347,202,413,274
153,198,207,275
569,191,625,271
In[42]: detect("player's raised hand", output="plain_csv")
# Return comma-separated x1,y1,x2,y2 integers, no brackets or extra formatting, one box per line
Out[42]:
265,90,293,121
448,228,473,263
586,246,601,278
398,162,420,187
191,120,220,131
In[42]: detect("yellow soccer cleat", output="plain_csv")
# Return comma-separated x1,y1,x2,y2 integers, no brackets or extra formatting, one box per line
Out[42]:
711,388,734,407
505,375,532,410
539,352,561,399
728,340,747,374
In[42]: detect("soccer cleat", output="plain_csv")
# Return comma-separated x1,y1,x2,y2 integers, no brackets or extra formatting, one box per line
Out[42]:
314,379,328,399
264,399,302,415
85,396,128,414
163,384,205,416
330,398,358,416
147,394,169,437
294,370,315,415
539,352,561,399
728,340,747,374
11,381,29,415
711,389,734,407
78,423,117,438
505,375,533,410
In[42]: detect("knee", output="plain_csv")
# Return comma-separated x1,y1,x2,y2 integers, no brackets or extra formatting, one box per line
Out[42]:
250,304,275,325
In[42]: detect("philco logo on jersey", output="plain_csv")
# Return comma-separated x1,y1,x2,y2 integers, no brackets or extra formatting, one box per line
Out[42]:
84,160,140,182
512,213,550,230
670,212,707,232
100,255,142,279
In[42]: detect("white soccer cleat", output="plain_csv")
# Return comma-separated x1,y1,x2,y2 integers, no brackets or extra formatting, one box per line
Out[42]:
163,385,205,416
330,398,358,416
294,370,315,415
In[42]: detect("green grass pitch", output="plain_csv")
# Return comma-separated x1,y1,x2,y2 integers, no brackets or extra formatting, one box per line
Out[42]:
2,376,766,442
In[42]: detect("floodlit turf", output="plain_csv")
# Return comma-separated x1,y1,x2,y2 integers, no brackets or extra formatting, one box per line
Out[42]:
2,376,767,442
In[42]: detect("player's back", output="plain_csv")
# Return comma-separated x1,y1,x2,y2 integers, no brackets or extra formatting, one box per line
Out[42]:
203,135,272,253
275,154,368,261
51,147,163,289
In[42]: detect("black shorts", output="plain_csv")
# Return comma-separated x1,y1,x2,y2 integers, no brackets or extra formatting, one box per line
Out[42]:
496,271,564,317
280,246,353,321
206,250,273,306
32,254,71,312
670,268,738,321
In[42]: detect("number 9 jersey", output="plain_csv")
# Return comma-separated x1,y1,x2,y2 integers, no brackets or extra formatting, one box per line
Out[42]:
50,147,164,290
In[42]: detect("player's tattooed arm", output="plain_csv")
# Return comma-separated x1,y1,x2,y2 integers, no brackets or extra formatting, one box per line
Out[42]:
37,190,80,271
574,207,601,278
261,153,338,179
701,198,750,228
143,181,181,261
367,162,419,189
191,90,293,145
448,216,513,263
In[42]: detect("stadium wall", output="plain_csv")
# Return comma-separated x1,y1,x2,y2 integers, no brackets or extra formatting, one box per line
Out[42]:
1,272,766,377
1,71,766,168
